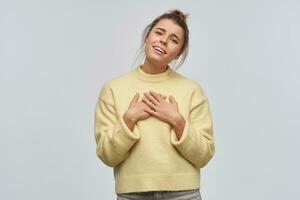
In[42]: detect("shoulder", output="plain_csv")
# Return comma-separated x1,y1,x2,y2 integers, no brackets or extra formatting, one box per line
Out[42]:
104,68,135,88
172,71,207,99
97,69,135,101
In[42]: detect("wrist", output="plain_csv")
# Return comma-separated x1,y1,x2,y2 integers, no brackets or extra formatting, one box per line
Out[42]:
123,111,137,132
171,113,186,141
123,110,137,124
170,112,185,128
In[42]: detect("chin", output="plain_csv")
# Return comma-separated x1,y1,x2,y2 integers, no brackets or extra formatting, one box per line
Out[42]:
146,52,168,64
145,55,167,66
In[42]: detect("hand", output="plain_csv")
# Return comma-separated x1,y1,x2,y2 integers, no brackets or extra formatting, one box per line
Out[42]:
142,90,181,125
125,92,168,122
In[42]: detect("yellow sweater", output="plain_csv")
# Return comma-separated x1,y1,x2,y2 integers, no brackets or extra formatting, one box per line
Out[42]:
94,64,215,194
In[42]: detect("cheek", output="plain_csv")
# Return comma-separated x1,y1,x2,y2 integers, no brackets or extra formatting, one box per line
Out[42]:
145,43,152,54
169,45,181,56
145,36,155,48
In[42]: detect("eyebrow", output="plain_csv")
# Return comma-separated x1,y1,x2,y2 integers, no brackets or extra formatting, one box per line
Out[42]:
155,27,181,41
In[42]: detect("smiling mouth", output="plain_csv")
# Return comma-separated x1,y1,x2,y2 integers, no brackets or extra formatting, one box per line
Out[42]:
152,46,167,54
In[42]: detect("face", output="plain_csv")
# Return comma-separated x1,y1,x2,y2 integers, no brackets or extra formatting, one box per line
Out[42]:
144,18,184,66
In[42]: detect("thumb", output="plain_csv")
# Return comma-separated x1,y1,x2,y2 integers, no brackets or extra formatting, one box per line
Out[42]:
160,94,167,99
169,95,176,104
169,95,174,103
132,92,139,102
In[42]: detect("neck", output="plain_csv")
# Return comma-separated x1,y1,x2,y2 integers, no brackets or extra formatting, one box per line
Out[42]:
141,58,168,74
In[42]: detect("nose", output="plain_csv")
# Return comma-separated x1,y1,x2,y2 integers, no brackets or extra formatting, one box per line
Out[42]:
160,36,167,45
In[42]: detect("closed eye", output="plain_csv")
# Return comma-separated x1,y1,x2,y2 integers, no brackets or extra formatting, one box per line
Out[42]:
155,31,179,44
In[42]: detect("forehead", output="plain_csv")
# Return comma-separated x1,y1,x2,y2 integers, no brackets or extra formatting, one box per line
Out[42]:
153,18,184,38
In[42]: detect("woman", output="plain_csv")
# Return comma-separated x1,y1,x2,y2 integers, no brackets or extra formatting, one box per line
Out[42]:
94,9,215,200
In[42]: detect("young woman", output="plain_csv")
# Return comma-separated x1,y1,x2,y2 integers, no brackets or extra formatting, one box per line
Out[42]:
94,9,215,200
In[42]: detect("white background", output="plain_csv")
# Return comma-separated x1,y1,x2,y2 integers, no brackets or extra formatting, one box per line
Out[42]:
1,0,299,199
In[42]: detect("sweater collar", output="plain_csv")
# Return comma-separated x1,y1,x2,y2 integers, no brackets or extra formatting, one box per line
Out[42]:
134,64,174,82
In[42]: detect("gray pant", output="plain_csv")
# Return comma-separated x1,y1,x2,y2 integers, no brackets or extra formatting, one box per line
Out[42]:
117,189,202,200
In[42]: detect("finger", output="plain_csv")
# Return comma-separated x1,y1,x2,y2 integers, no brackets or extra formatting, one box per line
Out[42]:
169,95,173,103
129,92,139,105
129,93,139,107
144,92,159,105
142,96,156,110
148,90,162,102
132,92,139,102
144,108,157,116
159,94,167,99
169,95,177,104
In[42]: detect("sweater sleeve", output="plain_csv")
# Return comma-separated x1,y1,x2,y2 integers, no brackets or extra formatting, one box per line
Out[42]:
170,85,215,168
93,83,141,167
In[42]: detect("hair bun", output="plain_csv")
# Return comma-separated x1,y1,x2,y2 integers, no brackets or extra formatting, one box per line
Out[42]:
168,9,189,21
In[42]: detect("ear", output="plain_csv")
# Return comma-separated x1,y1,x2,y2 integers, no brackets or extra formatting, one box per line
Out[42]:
144,36,149,44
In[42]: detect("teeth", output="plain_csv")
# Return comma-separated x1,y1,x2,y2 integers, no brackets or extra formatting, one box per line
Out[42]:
154,46,165,54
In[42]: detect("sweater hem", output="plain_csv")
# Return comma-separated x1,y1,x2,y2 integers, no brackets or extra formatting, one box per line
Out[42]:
115,173,200,194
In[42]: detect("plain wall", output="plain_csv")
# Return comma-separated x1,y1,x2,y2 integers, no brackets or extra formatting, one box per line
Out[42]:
1,0,299,199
